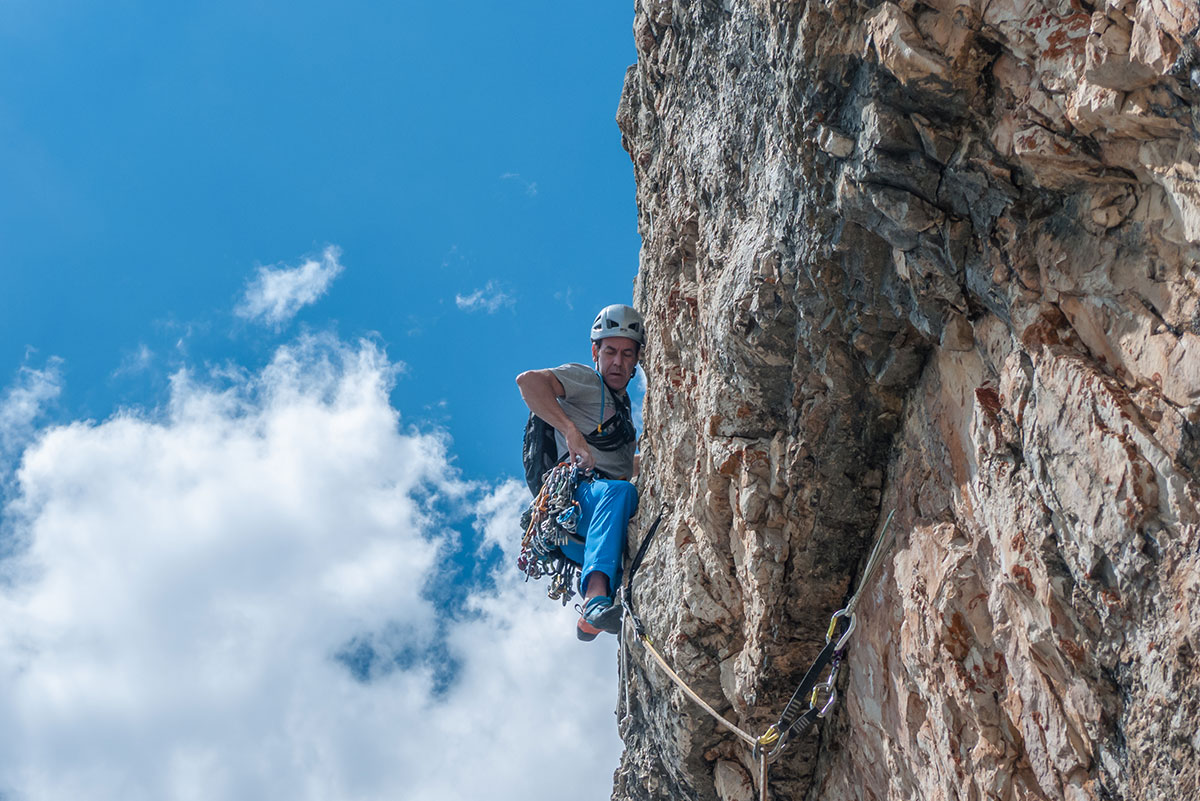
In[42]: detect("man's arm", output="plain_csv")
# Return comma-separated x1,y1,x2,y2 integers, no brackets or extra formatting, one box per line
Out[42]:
515,369,595,470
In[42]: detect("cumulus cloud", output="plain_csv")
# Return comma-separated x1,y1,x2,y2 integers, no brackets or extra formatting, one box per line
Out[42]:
631,368,647,433
0,336,622,801
0,358,62,470
454,281,513,314
236,246,345,327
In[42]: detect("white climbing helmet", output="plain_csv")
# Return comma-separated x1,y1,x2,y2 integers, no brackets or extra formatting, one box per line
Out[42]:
591,304,645,346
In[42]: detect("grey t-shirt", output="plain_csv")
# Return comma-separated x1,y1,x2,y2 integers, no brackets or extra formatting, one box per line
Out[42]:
549,362,637,480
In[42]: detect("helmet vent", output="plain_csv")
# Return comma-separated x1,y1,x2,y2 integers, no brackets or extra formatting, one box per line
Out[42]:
589,304,646,345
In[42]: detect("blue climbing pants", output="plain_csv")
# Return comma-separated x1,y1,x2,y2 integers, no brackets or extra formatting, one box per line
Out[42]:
558,478,638,595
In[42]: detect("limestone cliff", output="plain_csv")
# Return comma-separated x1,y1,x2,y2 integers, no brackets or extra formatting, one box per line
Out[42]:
614,1,1199,799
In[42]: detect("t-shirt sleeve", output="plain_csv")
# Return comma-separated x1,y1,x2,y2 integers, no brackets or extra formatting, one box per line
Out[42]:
550,363,601,405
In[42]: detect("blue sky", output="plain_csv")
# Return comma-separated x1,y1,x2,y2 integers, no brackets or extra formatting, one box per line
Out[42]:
1,1,640,474
0,4,641,799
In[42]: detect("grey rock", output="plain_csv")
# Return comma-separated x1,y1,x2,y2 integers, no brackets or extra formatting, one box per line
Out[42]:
613,1,1200,800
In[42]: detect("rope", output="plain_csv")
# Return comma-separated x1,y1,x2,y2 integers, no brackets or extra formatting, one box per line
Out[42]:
620,511,666,733
622,511,665,637
636,632,760,749
618,507,899,796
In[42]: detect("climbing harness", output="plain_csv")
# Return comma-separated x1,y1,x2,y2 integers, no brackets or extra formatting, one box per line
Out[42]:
619,509,898,801
586,369,637,452
517,462,590,604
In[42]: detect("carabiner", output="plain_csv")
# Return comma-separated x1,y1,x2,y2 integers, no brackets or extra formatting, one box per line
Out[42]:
764,734,790,763
825,608,857,651
817,685,839,717
756,725,781,749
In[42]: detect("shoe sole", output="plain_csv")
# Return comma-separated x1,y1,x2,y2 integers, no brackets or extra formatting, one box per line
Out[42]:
576,623,600,642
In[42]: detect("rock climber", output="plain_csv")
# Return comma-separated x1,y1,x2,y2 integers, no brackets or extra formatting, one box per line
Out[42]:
515,304,644,641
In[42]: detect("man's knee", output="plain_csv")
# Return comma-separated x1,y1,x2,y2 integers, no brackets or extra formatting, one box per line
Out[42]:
600,479,638,517
605,478,637,498
598,478,637,504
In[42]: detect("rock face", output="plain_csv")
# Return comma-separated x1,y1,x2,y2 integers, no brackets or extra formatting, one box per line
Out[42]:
614,1,1199,800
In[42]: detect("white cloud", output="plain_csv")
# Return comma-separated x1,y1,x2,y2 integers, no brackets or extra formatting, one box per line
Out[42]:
455,281,514,314
112,344,155,378
0,359,62,468
499,173,538,197
631,367,647,433
554,287,575,311
236,246,345,328
0,336,622,801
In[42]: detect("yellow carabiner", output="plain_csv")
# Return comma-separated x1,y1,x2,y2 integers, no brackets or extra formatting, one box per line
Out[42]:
756,724,781,748
825,608,857,650
753,724,781,762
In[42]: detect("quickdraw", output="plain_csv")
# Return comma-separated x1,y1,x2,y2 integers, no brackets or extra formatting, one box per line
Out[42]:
754,510,894,761
619,508,898,800
751,608,856,763
517,462,590,604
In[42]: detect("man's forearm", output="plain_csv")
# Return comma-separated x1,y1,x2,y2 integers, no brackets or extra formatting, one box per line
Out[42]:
516,370,594,468
516,371,580,438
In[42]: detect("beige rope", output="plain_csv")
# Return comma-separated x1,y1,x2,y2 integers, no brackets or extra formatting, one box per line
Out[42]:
635,633,760,748
633,633,772,797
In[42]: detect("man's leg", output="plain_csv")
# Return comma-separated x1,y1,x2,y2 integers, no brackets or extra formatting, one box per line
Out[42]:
571,478,637,636
576,478,637,596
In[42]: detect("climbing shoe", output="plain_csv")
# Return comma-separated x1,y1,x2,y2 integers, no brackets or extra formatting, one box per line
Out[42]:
576,619,600,642
577,595,623,638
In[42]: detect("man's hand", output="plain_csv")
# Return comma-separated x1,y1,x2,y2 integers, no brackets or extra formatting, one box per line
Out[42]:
565,427,595,471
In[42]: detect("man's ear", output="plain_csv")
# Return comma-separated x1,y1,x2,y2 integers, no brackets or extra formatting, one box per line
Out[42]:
591,341,600,362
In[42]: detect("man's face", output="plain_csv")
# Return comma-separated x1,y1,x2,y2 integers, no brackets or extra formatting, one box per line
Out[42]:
592,336,639,391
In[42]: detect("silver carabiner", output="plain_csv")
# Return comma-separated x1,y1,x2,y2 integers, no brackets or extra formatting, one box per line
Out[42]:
825,608,857,651
764,736,789,763
817,685,839,717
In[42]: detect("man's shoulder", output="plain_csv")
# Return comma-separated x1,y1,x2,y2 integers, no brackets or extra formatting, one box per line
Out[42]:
550,362,594,377
550,363,601,397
